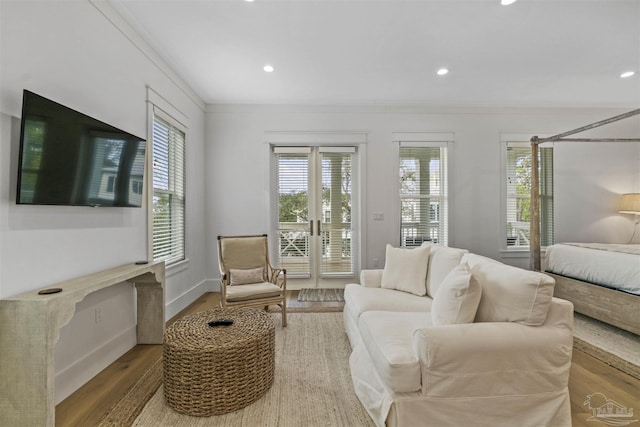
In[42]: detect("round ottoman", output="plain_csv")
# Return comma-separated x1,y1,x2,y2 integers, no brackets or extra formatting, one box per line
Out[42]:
163,307,275,416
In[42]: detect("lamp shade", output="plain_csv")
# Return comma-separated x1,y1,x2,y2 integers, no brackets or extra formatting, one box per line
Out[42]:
618,193,640,214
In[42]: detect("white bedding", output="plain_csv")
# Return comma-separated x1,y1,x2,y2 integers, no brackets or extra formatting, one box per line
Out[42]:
545,243,640,295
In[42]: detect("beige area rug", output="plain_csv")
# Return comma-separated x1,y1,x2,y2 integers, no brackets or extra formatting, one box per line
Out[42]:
124,312,372,427
573,313,640,380
297,288,345,302
269,305,344,314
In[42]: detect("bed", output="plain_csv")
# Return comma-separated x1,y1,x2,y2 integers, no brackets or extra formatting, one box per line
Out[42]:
544,244,640,335
527,109,640,337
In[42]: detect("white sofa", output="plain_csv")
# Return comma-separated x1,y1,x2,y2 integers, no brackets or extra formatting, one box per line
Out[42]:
343,244,574,427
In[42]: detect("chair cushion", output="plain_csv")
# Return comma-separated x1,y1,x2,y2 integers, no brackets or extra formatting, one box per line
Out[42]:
431,263,482,325
381,244,430,296
225,282,282,302
344,283,433,322
358,311,432,393
473,262,555,326
230,267,265,285
426,246,468,297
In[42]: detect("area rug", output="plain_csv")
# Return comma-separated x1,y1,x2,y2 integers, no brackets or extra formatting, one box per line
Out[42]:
297,288,345,302
573,313,640,380
97,356,164,426
101,312,373,427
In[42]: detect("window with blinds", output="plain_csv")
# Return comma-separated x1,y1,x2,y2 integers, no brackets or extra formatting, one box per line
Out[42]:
399,145,448,247
505,143,553,248
152,110,185,265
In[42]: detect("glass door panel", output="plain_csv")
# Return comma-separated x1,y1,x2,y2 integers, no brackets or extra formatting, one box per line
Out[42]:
319,151,353,277
275,152,311,277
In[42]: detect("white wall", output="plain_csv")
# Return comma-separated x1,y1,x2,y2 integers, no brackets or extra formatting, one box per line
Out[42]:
0,1,207,403
205,105,640,275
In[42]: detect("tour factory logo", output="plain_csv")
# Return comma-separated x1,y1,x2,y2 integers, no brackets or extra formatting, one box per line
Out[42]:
584,393,638,426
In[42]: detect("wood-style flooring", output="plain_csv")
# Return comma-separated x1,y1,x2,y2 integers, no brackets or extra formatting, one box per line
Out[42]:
56,291,640,427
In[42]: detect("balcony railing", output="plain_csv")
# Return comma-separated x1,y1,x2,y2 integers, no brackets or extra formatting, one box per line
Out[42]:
400,222,439,246
277,222,352,275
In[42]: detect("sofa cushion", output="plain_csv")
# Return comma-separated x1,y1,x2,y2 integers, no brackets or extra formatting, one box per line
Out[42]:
473,262,555,326
426,246,468,297
381,244,430,296
431,263,482,325
344,283,433,322
358,311,431,393
460,252,501,269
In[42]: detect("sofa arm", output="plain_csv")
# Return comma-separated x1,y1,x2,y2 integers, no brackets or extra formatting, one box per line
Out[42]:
412,320,572,398
360,269,384,288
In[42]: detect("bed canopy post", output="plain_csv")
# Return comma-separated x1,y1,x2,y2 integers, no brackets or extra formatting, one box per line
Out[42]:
529,108,640,272
530,138,541,271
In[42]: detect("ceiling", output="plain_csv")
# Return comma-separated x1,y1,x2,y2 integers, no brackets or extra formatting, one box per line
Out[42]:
111,0,640,108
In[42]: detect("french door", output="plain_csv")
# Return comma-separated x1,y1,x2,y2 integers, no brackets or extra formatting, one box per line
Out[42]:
272,146,357,286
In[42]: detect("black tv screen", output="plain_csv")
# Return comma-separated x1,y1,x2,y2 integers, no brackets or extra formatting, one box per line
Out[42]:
16,90,146,207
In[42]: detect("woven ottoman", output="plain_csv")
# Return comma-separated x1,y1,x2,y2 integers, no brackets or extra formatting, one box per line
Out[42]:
163,307,275,416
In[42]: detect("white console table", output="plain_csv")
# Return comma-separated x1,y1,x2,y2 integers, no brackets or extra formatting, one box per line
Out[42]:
0,261,165,427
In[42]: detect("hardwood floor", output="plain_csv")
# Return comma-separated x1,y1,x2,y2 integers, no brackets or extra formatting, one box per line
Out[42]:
56,291,640,426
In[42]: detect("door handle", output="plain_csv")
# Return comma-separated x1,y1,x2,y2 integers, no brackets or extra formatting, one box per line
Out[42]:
310,220,314,236
317,220,321,234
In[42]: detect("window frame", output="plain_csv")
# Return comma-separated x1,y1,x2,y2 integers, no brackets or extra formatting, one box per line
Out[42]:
393,134,452,248
148,106,186,267
500,136,554,255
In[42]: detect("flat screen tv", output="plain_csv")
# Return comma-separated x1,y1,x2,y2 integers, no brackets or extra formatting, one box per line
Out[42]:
16,90,146,207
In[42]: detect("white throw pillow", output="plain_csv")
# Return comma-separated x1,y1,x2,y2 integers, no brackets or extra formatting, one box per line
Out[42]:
381,244,430,296
431,263,482,325
472,261,555,326
426,245,469,297
230,266,265,286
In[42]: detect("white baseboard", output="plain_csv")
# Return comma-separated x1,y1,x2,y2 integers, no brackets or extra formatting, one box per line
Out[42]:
55,325,137,405
55,279,220,405
165,279,217,320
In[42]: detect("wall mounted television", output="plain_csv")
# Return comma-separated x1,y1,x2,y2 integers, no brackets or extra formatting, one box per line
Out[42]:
16,90,147,207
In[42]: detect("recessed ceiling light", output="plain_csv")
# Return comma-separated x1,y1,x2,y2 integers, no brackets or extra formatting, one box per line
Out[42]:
501,0,517,5
264,65,274,73
620,71,636,78
437,68,449,76
245,0,255,2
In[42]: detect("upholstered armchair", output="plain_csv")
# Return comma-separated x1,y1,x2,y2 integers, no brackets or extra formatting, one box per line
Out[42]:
217,234,287,326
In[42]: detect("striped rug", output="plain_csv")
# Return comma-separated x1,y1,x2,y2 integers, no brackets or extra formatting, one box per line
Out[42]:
297,288,345,302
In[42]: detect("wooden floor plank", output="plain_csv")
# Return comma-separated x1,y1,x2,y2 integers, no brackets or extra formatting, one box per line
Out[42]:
56,291,640,426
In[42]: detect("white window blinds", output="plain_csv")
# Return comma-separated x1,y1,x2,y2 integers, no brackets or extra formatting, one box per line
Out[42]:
273,147,311,276
152,110,185,265
319,147,355,276
399,145,448,247
505,144,553,248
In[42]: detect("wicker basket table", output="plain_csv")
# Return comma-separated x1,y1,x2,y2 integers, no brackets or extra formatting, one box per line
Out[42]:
163,307,275,416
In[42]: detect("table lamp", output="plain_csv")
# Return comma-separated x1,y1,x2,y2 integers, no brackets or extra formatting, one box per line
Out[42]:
619,193,640,243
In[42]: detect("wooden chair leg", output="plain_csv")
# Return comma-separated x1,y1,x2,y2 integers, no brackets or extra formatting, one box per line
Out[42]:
281,303,287,327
